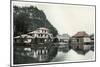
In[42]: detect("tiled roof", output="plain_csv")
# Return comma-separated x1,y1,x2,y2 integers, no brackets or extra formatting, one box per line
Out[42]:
73,31,89,37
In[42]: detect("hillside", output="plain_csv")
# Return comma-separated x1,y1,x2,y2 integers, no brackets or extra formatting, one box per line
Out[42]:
13,6,58,37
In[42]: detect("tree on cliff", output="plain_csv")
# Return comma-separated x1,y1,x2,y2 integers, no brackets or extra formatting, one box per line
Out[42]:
13,6,58,37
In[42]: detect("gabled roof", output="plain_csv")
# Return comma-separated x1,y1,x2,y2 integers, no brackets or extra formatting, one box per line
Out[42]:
14,34,33,38
72,31,89,37
37,27,48,30
28,30,39,34
28,27,49,34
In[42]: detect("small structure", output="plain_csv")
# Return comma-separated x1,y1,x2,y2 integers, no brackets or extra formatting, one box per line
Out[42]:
90,34,94,44
14,34,33,44
57,34,70,52
71,31,91,51
57,34,70,43
90,34,94,51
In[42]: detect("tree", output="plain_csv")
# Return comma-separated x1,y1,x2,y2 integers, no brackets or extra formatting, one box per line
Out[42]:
13,6,58,37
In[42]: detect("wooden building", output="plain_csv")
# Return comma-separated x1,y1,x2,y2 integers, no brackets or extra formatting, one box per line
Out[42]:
14,27,53,44
71,31,91,51
28,27,53,43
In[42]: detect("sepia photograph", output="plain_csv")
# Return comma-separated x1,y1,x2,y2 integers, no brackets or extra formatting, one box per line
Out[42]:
11,1,96,66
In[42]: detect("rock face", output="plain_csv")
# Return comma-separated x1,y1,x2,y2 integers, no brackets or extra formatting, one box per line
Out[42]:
13,6,58,37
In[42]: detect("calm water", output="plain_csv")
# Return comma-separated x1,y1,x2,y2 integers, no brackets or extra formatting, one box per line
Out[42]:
52,49,95,62
14,45,95,64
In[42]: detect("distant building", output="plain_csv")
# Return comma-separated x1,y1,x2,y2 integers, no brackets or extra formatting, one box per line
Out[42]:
57,34,70,52
57,34,70,43
71,31,91,51
14,34,33,44
90,34,94,50
90,34,94,44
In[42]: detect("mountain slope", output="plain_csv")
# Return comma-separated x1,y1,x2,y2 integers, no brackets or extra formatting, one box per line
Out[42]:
13,6,58,37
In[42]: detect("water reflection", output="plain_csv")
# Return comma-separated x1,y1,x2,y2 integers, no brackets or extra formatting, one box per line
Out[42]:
52,49,94,62
14,44,58,64
14,43,94,64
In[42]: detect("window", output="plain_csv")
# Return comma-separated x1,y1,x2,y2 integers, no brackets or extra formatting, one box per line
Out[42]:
77,39,79,42
38,34,40,37
45,30,46,33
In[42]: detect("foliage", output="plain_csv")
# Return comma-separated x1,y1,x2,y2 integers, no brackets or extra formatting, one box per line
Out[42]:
13,6,58,37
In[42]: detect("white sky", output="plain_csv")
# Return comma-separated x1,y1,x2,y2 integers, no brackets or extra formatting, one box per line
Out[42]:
12,1,95,36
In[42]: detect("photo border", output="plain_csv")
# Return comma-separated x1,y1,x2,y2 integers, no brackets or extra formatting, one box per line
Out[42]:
10,0,96,67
